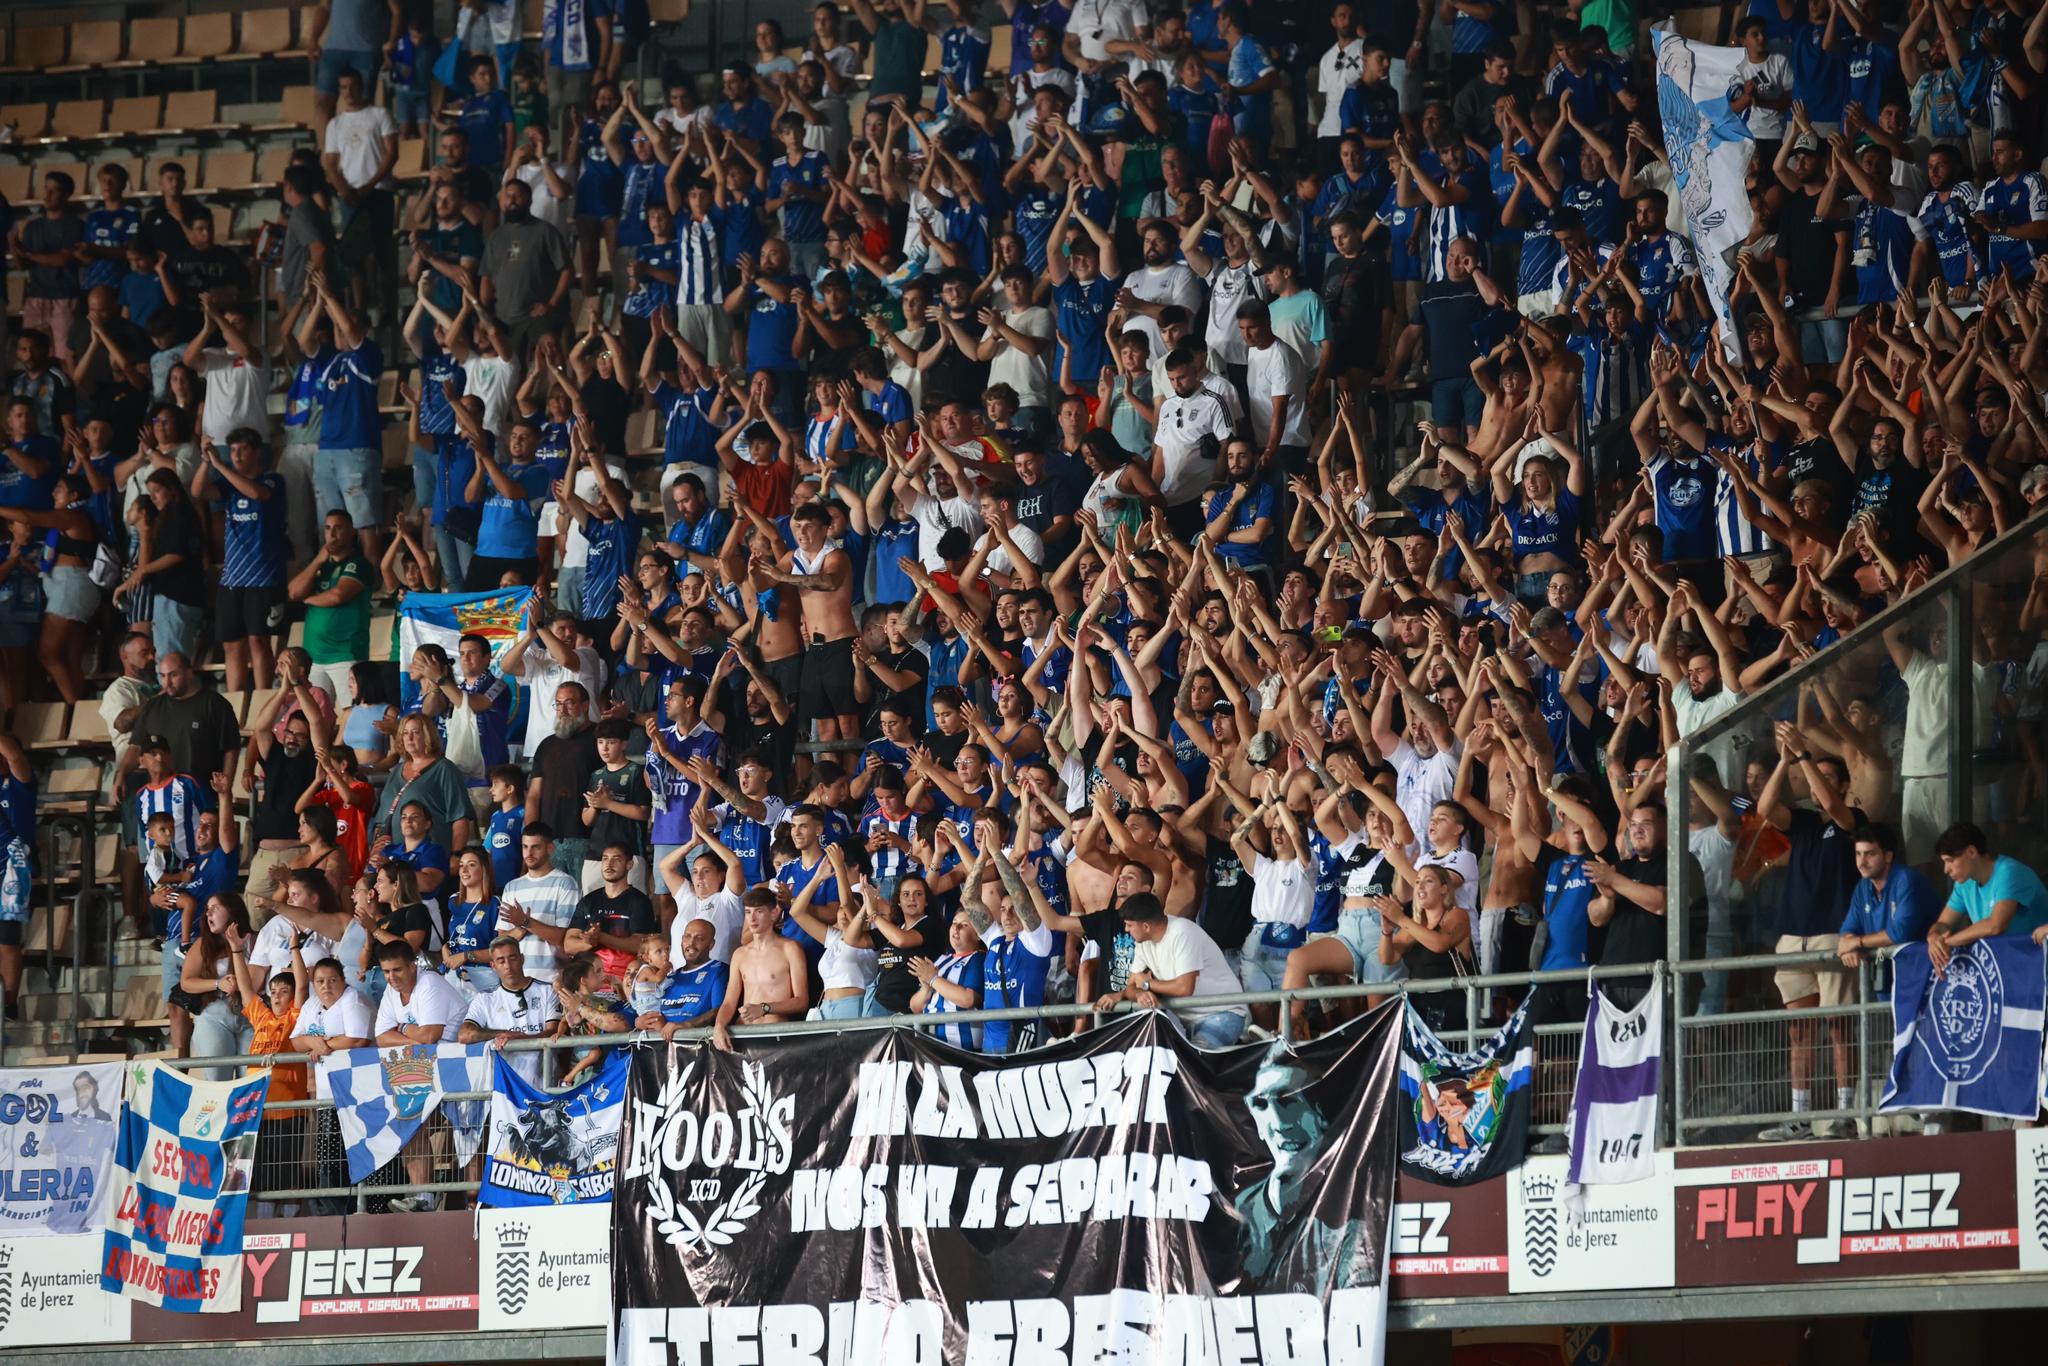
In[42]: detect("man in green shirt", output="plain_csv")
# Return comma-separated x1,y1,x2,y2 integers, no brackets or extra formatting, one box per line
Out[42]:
850,0,929,108
288,509,375,700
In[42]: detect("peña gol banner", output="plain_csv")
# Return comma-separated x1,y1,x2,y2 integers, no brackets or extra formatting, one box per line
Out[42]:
610,1007,1402,1366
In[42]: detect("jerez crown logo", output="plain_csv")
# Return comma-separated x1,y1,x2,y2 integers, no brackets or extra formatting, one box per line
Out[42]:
494,1222,531,1318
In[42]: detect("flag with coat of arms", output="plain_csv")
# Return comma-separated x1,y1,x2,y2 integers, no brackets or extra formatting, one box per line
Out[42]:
1882,935,2046,1120
326,1043,496,1183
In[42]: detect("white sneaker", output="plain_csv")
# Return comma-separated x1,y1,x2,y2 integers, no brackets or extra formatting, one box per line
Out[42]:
1757,1120,1814,1142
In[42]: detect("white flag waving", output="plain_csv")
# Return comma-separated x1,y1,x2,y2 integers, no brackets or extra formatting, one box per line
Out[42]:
1565,982,1662,1196
1653,27,1755,360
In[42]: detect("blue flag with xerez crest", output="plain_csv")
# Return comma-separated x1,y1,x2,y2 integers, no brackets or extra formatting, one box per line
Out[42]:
1882,936,2046,1120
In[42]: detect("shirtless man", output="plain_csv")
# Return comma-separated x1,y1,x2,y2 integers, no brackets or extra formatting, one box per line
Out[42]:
712,888,810,1050
1080,786,1200,918
1518,316,1584,438
756,502,860,746
1465,343,1538,468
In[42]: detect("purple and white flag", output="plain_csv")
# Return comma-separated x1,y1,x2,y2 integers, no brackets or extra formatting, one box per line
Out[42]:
1565,983,1661,1197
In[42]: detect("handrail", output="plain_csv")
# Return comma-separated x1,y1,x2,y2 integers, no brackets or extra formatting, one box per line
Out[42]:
151,947,1855,1076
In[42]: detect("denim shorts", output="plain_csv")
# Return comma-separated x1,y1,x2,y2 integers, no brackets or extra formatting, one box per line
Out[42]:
315,447,383,528
1430,376,1485,429
316,48,380,96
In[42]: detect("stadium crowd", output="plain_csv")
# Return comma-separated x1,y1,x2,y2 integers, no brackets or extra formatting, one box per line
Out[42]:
0,0,2046,1185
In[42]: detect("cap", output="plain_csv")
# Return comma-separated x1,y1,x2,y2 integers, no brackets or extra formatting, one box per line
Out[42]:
1789,133,1820,153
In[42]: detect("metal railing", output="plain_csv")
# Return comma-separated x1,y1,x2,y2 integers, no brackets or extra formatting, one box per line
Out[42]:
1660,504,2048,1146
155,944,1911,1208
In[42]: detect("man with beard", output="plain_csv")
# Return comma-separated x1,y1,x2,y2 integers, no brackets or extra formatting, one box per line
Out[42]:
247,710,320,845
1587,800,1700,1009
526,682,603,874
505,604,605,756
1115,220,1205,363
1655,581,1748,791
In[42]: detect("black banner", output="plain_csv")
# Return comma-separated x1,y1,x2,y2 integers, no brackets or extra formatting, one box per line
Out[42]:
611,1008,1402,1365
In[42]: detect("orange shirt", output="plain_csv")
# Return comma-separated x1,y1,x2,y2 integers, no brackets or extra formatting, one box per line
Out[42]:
245,996,307,1113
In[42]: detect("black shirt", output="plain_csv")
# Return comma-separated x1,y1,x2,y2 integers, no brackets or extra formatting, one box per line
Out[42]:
570,886,658,944
1772,190,1848,309
872,913,942,1013
1413,281,1489,382
586,760,652,856
581,375,630,459
146,496,209,604
1599,854,1672,969
531,729,602,836
1777,805,1861,938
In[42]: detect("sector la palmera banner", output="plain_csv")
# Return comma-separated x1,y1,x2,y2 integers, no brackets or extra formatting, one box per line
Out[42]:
609,1007,1403,1366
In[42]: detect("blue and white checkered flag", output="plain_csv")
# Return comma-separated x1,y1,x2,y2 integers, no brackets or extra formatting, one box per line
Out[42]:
325,1044,496,1184
1882,936,2047,1120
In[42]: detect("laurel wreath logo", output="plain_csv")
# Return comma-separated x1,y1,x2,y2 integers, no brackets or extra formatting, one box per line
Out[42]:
642,1058,779,1253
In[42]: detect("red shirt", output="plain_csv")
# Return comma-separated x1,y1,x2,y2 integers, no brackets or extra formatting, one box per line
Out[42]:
311,781,376,886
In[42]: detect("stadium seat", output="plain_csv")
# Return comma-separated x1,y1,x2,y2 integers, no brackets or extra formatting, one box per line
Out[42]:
647,0,689,22
143,156,187,191
10,26,67,71
120,16,182,68
1,104,49,141
58,21,124,72
202,150,257,191
0,163,30,203
164,90,221,131
369,615,397,661
22,903,73,961
50,101,107,141
66,704,111,748
108,98,163,138
17,703,70,751
181,12,236,62
256,144,301,185
242,8,301,56
278,86,320,128
42,764,103,813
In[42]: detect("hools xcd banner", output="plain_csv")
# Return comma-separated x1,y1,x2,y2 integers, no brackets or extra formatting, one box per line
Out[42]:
610,1008,1401,1366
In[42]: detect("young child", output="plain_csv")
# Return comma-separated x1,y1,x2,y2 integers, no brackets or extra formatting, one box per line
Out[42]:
119,243,168,333
141,811,190,939
388,9,438,139
452,55,516,175
629,934,672,1021
485,763,527,888
508,57,549,144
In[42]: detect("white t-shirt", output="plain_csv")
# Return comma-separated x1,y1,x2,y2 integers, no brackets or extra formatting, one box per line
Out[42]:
518,641,605,755
1123,263,1202,360
539,457,629,568
981,522,1045,576
1245,339,1309,447
462,977,561,1083
1130,917,1242,1019
670,886,745,964
297,988,375,1097
985,306,1055,409
374,970,468,1042
1073,0,1149,62
463,354,520,439
820,928,879,991
1416,846,1480,912
1153,388,1233,506
1204,260,1266,363
513,161,575,233
245,916,341,979
324,105,398,190
1249,852,1314,932
1735,54,1794,141
1316,38,1366,138
198,349,271,444
1389,738,1459,857
909,489,984,570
